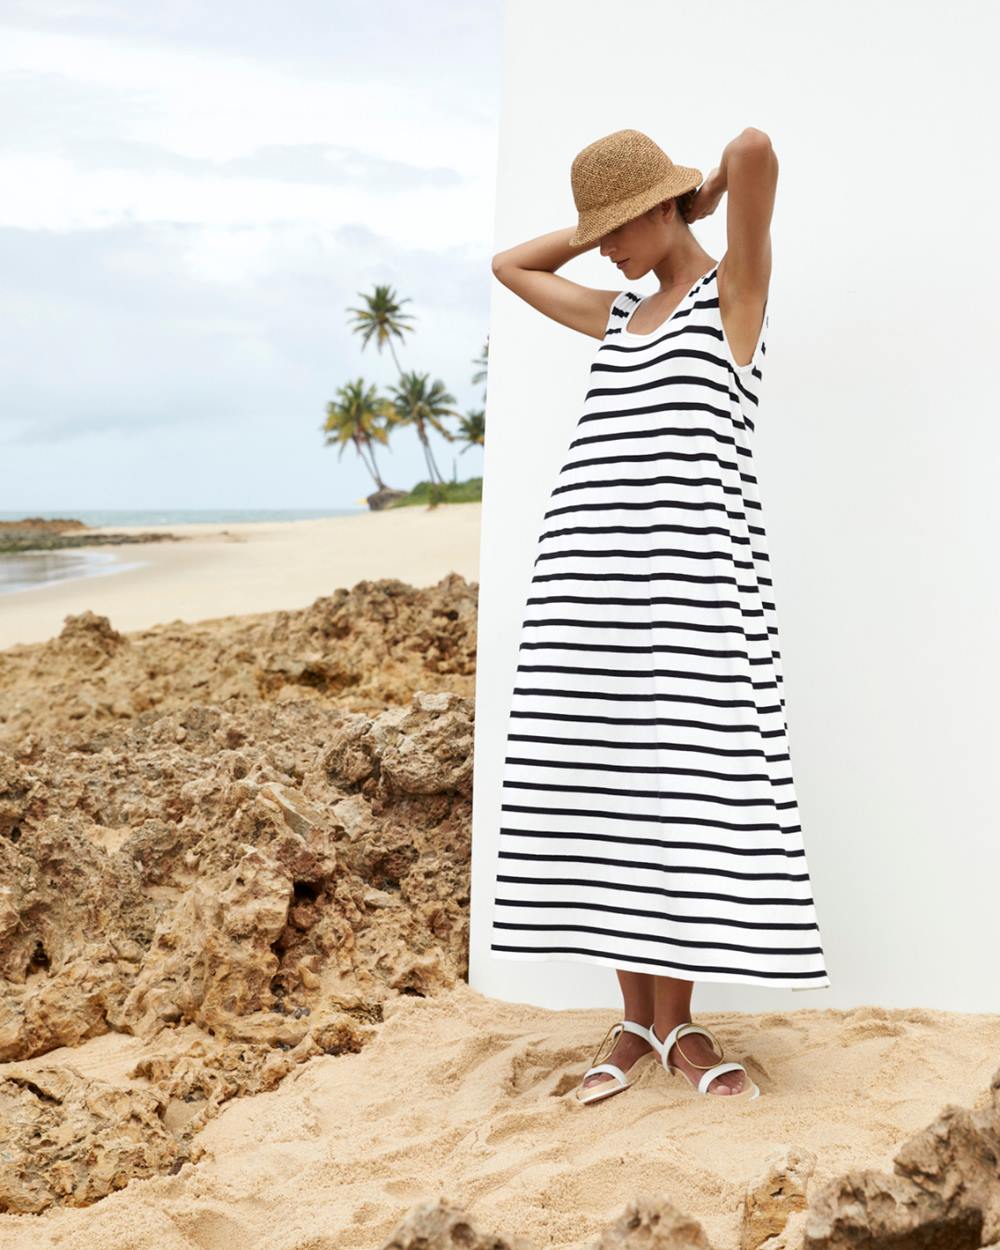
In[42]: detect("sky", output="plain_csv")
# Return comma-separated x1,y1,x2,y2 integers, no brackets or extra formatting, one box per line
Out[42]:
0,0,502,511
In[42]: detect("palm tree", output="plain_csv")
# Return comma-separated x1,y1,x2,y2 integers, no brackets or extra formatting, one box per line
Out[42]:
383,371,460,485
472,336,489,396
456,410,484,451
346,284,416,375
470,337,489,449
322,378,396,490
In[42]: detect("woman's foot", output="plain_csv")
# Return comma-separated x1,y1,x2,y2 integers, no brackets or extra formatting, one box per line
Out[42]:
655,1018,747,1095
579,1025,654,1092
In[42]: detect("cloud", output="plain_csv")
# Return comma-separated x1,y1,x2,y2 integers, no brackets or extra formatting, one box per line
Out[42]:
0,1,497,505
39,138,466,191
0,220,489,444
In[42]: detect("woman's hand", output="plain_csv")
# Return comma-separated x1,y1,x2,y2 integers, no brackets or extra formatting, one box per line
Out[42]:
686,166,725,221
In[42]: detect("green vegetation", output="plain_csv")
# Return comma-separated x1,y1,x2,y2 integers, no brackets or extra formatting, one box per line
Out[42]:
387,477,483,508
323,282,488,508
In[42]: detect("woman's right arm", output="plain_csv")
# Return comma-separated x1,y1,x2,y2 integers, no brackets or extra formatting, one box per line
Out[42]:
492,226,621,341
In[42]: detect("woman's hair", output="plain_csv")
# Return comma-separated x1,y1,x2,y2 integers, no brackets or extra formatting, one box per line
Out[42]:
674,188,697,225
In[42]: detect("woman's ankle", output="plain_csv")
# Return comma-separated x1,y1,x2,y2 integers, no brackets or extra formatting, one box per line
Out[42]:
653,1012,693,1036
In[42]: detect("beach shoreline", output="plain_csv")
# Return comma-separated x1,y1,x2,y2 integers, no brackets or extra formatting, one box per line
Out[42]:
0,502,482,649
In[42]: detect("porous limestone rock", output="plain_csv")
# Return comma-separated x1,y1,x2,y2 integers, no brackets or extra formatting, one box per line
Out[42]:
585,1195,715,1249
379,1196,534,1250
0,579,477,1209
803,1063,1000,1249
740,1147,815,1250
0,1063,184,1214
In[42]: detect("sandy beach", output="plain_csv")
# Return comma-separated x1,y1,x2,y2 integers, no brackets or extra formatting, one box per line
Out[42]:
2,984,998,1250
0,503,482,649
2,510,999,1250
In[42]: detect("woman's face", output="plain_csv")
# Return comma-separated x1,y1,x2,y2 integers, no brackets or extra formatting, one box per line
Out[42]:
599,203,673,278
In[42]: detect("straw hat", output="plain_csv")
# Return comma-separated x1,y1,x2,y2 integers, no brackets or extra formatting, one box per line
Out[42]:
568,129,702,248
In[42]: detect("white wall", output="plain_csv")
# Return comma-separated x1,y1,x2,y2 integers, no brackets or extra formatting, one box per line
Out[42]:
469,0,1000,1013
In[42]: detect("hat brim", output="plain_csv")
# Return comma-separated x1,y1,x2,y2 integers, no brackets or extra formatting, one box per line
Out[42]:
568,166,702,248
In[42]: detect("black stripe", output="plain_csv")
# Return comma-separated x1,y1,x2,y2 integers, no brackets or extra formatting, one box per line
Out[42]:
497,873,810,907
550,473,757,498
501,778,790,809
498,850,807,881
516,640,772,663
501,803,802,835
508,733,789,761
570,423,738,452
494,892,815,928
522,590,766,606
492,919,822,958
508,707,786,732
505,757,785,785
515,671,774,700
499,823,799,851
561,448,743,475
535,546,743,567
490,943,825,981
533,568,745,585
543,497,743,518
579,395,746,425
513,677,777,698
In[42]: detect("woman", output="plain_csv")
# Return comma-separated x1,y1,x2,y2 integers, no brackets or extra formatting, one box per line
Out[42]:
488,128,830,1104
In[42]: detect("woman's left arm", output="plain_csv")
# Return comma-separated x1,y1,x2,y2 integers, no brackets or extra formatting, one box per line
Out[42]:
690,128,778,301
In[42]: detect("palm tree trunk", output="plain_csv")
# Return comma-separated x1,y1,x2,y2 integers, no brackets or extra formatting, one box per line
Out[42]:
365,436,387,489
423,432,446,484
417,432,438,484
353,433,381,487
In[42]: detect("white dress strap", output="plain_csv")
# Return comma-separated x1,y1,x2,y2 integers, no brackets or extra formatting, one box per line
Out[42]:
604,289,640,336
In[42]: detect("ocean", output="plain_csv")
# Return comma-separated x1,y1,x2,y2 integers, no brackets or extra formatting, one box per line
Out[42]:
0,507,362,528
0,508,363,595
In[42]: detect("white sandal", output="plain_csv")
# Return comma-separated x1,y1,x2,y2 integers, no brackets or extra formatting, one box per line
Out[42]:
575,1019,657,1105
649,1020,761,1100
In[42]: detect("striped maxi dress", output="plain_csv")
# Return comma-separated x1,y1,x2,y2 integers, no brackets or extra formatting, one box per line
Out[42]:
488,259,831,990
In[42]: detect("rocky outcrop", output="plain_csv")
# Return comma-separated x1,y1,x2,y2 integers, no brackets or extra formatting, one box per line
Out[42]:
0,584,477,1212
0,574,477,744
0,1063,185,1213
586,1196,715,1249
741,1148,815,1250
803,1065,1000,1249
379,1195,717,1250
379,1198,535,1250
0,517,90,533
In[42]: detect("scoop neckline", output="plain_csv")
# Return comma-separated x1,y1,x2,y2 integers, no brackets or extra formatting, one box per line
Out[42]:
620,260,719,339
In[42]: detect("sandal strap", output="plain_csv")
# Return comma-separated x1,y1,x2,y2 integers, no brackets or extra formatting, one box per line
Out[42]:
673,1024,725,1070
697,1061,747,1095
587,1020,624,1068
588,1018,654,1068
650,1021,726,1068
583,1061,627,1088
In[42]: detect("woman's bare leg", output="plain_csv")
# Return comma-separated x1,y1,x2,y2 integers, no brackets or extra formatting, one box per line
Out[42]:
579,969,655,1090
579,971,747,1095
654,975,746,1095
